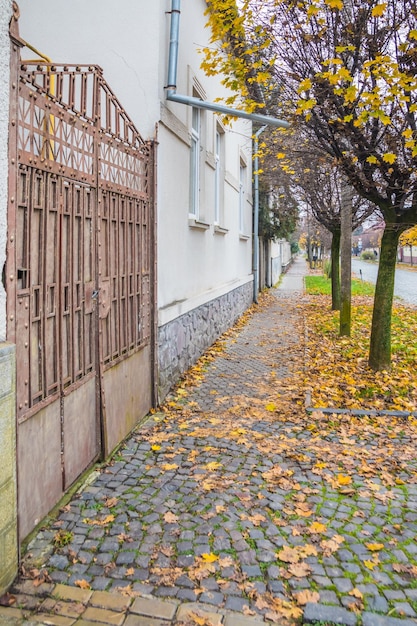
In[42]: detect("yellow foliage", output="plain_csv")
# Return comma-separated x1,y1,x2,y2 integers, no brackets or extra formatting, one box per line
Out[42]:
400,225,417,247
325,0,344,9
337,474,352,485
365,543,384,551
309,521,327,534
205,461,222,470
201,552,219,563
162,463,179,471
382,152,397,164
372,3,387,17
298,78,313,91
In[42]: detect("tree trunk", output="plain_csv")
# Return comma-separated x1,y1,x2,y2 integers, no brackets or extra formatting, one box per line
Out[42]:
368,226,401,370
331,229,341,310
340,183,352,336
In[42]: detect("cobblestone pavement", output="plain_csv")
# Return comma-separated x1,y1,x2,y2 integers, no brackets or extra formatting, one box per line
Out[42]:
2,257,417,626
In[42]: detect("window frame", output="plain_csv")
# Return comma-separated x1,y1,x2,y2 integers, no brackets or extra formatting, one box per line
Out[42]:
239,158,247,234
190,105,201,220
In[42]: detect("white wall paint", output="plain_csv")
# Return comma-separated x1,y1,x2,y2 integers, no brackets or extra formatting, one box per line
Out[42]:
0,0,12,341
17,0,253,321
18,0,162,137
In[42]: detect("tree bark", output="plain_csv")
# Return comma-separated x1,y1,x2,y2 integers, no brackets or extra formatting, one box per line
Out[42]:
340,184,352,336
368,226,401,370
331,228,341,310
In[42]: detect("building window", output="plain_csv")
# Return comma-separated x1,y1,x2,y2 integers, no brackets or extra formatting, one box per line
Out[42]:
190,106,201,218
214,130,221,224
214,126,225,225
239,159,247,233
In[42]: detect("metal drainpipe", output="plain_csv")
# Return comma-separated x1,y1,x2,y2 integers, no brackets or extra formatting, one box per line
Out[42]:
166,0,290,130
167,0,181,96
253,126,266,303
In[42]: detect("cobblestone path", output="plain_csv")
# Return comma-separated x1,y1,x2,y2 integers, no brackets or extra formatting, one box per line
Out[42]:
2,258,417,626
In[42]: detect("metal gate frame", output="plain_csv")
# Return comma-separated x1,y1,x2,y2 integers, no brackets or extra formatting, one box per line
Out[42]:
7,28,157,539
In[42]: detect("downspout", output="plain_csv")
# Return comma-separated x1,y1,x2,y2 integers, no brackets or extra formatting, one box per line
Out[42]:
166,0,290,130
253,126,266,303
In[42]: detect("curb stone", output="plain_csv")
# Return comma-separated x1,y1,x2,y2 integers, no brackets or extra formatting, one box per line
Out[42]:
0,585,290,624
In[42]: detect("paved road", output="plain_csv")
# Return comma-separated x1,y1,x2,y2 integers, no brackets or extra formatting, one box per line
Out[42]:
352,258,417,306
280,255,306,293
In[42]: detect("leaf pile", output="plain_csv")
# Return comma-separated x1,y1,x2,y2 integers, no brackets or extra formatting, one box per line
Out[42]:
305,295,417,412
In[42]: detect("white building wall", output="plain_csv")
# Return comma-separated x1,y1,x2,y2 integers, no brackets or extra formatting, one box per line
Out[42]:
0,0,12,341
18,0,162,137
270,239,292,285
281,239,292,268
270,240,282,286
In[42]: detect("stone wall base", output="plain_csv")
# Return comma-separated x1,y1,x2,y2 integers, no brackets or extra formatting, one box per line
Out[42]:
158,281,253,401
0,342,17,595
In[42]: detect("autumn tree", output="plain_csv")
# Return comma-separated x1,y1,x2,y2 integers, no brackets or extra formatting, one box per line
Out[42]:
258,125,375,308
275,139,375,309
399,224,417,264
203,0,417,370
258,179,298,242
257,141,300,243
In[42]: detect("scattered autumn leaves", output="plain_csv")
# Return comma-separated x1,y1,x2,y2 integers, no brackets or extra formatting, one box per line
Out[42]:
18,288,417,625
305,295,417,413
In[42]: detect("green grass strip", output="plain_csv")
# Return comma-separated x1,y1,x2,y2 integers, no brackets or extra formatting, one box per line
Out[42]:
305,275,375,296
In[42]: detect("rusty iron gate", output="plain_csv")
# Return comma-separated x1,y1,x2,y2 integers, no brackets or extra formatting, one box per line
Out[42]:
7,56,156,539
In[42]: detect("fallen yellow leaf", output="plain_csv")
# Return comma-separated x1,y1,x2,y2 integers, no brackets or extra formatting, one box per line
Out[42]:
205,461,222,471
83,514,114,526
294,589,320,605
309,521,327,534
337,474,352,486
288,562,312,578
201,553,219,563
365,543,384,551
104,497,118,508
187,611,215,626
277,546,300,564
74,579,91,589
164,511,179,524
